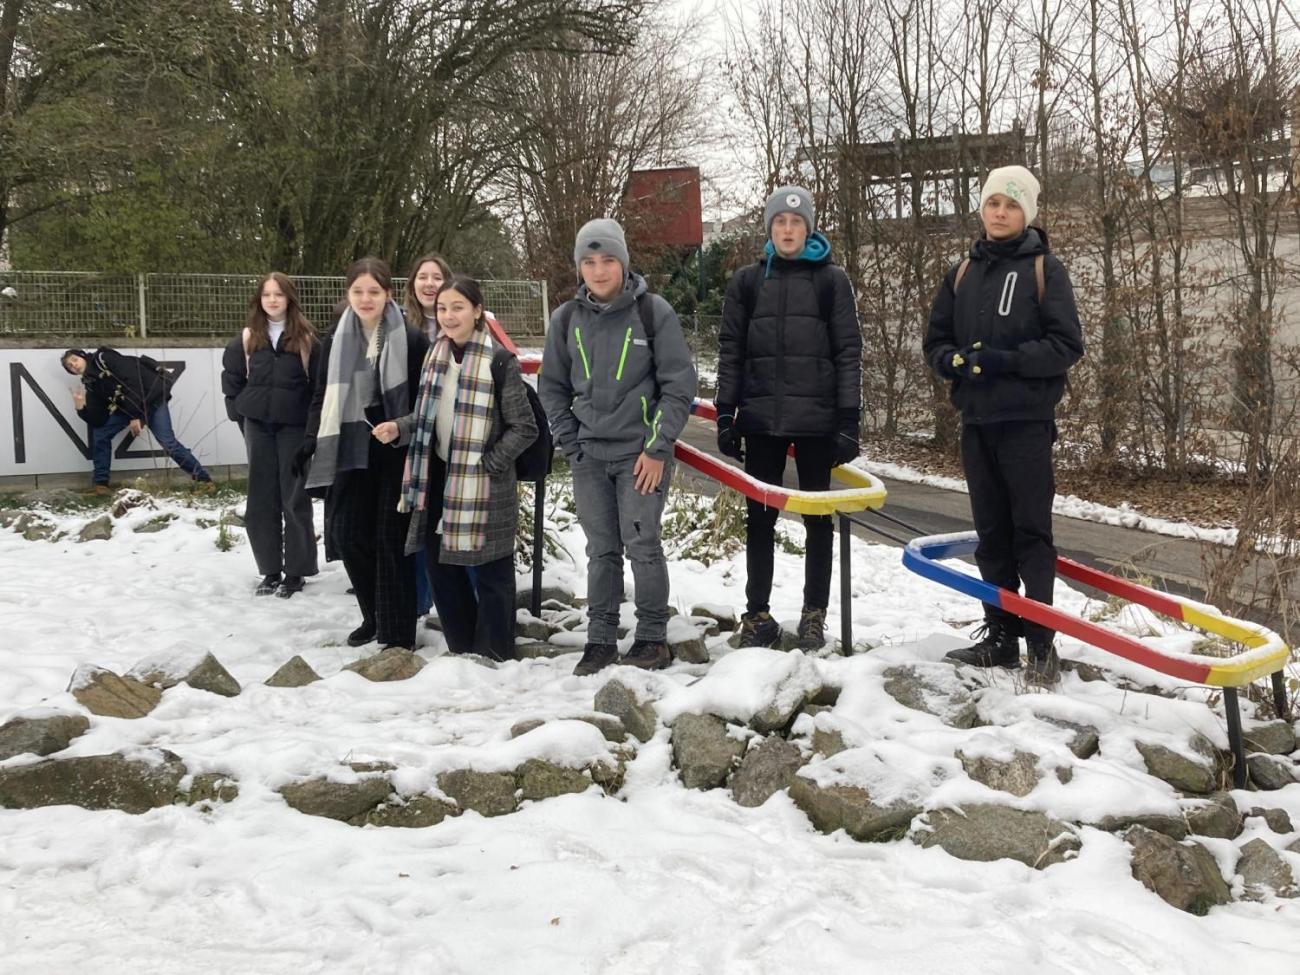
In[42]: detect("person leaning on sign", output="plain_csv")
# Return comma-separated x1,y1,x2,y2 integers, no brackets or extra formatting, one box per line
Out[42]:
61,347,213,496
922,165,1085,687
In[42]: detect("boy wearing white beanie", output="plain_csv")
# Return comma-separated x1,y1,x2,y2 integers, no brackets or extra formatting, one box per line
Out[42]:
922,164,1084,685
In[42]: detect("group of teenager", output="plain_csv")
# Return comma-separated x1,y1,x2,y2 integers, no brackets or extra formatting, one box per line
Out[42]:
60,163,1083,685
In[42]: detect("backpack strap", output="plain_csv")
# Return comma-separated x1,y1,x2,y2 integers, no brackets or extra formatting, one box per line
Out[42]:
636,292,656,345
953,258,971,293
1034,254,1046,303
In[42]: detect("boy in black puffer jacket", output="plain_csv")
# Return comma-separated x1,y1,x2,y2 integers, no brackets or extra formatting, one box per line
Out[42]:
923,165,1085,686
716,186,863,650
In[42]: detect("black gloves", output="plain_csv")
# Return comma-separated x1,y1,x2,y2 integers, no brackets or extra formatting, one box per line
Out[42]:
716,406,744,462
966,344,1016,379
834,409,860,465
290,436,316,478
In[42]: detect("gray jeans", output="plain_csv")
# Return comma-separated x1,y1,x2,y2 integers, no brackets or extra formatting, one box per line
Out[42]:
570,453,675,644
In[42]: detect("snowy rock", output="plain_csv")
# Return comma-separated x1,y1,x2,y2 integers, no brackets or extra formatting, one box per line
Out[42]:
790,777,920,842
0,712,90,761
514,586,575,610
183,772,239,806
914,805,1080,869
133,513,177,534
730,736,805,808
957,750,1042,798
0,750,187,814
1242,720,1296,756
1136,735,1222,794
1183,793,1242,839
362,795,457,828
110,489,153,519
510,718,547,738
68,664,161,719
1042,717,1100,759
1237,839,1299,900
264,655,321,688
515,613,560,642
588,752,629,794
221,507,246,527
436,769,517,817
1090,813,1187,840
881,665,979,729
519,713,628,743
656,647,822,734
129,649,241,698
1247,753,1298,791
811,725,848,758
690,603,736,632
279,775,392,822
516,759,592,801
593,679,657,743
515,641,576,659
672,713,746,790
1244,807,1294,834
77,515,113,543
0,508,25,528
343,647,426,682
1124,825,1231,915
17,513,56,541
668,631,710,665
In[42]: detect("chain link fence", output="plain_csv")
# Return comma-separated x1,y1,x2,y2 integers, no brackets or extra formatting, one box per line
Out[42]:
0,270,548,342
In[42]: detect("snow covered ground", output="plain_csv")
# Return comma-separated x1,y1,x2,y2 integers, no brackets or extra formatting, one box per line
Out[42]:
1,484,1298,974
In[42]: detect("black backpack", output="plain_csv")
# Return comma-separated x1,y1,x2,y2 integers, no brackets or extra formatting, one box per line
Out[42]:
555,291,658,346
737,262,837,323
490,348,553,482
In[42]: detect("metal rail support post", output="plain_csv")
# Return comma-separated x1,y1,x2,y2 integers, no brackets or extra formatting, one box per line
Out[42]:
1224,687,1247,789
531,478,545,618
839,513,852,654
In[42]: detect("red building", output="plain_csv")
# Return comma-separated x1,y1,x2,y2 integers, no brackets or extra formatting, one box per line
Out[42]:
622,166,703,252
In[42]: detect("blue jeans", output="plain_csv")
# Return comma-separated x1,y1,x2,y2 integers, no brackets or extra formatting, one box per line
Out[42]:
91,403,210,485
570,453,674,644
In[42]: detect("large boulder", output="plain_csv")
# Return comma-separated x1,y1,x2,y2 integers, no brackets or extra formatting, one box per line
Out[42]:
1246,753,1298,791
958,750,1042,798
516,759,592,801
128,648,240,698
279,775,392,822
790,777,920,842
0,712,90,761
264,656,322,688
0,750,187,814
1125,825,1231,915
913,804,1080,868
672,713,746,790
436,769,517,817
68,665,161,719
594,679,658,743
730,736,806,808
343,647,426,682
1242,720,1296,756
1236,838,1298,901
1182,792,1241,840
1135,735,1222,794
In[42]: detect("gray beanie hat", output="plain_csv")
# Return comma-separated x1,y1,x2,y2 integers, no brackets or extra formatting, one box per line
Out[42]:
574,218,630,273
764,185,816,236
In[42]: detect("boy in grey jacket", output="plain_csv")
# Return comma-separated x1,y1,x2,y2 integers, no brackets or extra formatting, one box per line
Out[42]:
539,218,697,675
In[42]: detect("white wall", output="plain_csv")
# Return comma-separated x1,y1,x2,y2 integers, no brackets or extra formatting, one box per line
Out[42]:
1,348,247,478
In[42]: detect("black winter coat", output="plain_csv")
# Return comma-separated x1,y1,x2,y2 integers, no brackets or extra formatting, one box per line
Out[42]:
923,228,1084,425
221,332,322,427
717,251,862,437
74,348,171,428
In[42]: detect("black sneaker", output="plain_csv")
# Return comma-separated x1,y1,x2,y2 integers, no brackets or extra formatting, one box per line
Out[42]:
1025,639,1061,686
944,622,1020,668
255,573,281,596
736,611,780,648
796,606,827,650
624,640,672,670
276,575,305,598
573,642,618,676
347,620,377,647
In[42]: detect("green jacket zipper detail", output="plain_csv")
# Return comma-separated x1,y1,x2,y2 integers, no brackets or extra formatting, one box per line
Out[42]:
616,327,632,381
574,326,592,379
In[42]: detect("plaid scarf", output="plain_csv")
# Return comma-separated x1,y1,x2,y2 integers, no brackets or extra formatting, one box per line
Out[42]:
306,301,410,490
399,327,495,553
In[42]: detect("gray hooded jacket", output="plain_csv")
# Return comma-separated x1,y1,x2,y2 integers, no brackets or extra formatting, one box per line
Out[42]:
539,273,696,462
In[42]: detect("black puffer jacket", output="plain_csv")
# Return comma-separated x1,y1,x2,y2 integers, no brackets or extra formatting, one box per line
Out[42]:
221,332,321,427
923,228,1084,424
717,237,862,437
75,348,171,427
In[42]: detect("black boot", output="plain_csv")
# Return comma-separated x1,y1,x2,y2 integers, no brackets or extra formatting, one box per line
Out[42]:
624,640,672,670
944,622,1020,668
276,575,305,598
347,619,377,647
573,642,618,676
1025,638,1060,686
736,611,780,648
255,573,281,596
796,606,827,650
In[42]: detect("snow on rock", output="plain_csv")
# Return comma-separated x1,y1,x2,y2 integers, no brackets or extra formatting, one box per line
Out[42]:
655,646,823,730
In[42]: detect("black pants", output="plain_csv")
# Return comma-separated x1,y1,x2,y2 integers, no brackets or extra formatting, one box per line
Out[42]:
422,456,516,660
243,420,318,578
743,434,835,614
329,439,416,648
961,420,1057,642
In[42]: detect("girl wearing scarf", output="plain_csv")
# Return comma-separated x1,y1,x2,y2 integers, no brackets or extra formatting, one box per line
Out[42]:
377,276,537,662
299,257,430,651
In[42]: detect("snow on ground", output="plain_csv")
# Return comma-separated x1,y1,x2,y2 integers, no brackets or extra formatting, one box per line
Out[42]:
1,487,1298,974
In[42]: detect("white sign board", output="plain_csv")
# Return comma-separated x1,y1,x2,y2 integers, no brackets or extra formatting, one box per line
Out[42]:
0,348,248,477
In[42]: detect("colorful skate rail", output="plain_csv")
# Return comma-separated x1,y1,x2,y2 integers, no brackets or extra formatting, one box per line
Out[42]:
902,531,1290,687
517,354,888,516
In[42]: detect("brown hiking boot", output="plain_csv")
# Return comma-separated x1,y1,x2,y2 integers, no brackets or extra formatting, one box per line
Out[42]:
84,484,111,497
736,611,780,648
624,640,672,670
796,606,827,650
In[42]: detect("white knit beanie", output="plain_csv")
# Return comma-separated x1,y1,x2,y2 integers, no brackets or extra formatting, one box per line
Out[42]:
979,166,1040,225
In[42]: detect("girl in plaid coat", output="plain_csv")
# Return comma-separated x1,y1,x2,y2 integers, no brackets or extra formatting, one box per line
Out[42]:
379,276,538,661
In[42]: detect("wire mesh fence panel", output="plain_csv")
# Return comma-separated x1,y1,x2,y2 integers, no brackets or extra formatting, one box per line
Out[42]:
482,279,548,342
144,273,264,337
0,271,141,339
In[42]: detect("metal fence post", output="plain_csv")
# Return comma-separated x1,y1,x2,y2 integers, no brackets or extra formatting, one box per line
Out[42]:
137,273,148,338
1224,687,1247,788
839,513,852,653
540,280,549,335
